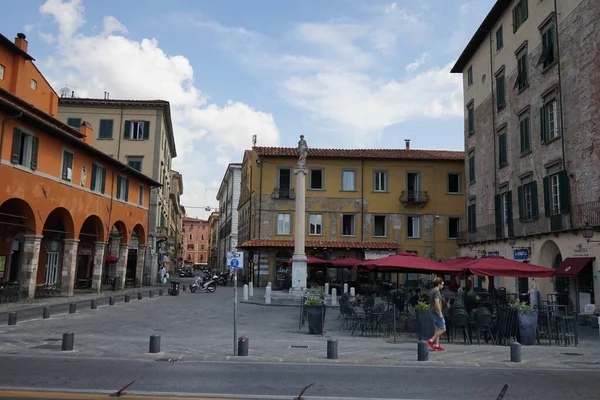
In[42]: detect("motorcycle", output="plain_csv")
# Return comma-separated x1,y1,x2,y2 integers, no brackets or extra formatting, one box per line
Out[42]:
179,267,194,277
216,272,228,286
190,275,217,293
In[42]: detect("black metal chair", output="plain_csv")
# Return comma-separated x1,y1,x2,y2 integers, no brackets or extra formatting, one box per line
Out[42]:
474,308,495,345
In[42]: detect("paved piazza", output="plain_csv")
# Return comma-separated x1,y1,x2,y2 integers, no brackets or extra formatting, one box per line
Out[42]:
1,280,599,370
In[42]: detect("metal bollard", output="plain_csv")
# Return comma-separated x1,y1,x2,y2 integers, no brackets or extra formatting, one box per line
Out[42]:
510,342,521,362
43,307,51,319
8,312,17,326
91,299,97,310
237,336,249,356
62,332,74,351
149,335,161,353
243,284,249,301
159,289,163,296
109,296,115,306
331,288,338,306
149,290,153,298
182,284,186,292
138,292,142,300
265,286,272,304
69,303,76,314
327,339,338,359
417,340,429,361
125,294,130,303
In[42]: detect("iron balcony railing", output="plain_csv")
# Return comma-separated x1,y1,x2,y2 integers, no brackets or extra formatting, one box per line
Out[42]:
399,191,430,205
272,187,295,200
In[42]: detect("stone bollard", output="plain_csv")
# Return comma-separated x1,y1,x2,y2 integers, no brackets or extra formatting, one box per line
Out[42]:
182,284,186,292
125,294,130,303
8,312,17,326
238,336,249,356
62,332,74,351
138,292,142,300
43,307,51,319
350,287,355,297
510,342,521,363
331,288,338,306
417,340,429,361
109,296,115,306
325,283,330,296
243,284,249,301
267,282,272,288
91,299,97,310
265,286,272,305
327,339,338,359
249,282,254,297
343,283,348,294
69,303,77,314
159,289,163,296
149,290,153,298
149,335,161,354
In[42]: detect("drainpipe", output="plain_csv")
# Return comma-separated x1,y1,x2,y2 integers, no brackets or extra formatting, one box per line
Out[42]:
0,112,23,161
116,106,125,160
256,158,263,287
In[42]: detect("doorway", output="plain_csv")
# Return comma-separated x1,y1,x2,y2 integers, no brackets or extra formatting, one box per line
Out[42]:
44,252,60,285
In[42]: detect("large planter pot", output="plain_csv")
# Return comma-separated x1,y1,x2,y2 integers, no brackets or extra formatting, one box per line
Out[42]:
415,310,435,341
307,305,326,334
518,311,538,345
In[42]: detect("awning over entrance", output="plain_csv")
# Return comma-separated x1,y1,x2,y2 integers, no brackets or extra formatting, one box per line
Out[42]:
554,257,594,277
105,254,119,263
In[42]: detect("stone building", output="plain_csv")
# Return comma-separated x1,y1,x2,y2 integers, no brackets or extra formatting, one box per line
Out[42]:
169,171,184,271
208,212,219,270
451,0,600,305
183,217,209,265
216,163,242,271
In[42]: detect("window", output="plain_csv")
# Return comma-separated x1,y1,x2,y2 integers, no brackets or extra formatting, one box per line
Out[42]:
467,203,477,233
512,0,528,32
189,234,192,240
495,191,513,239
67,118,81,129
495,72,506,108
496,26,503,51
448,217,461,239
90,164,106,193
538,22,556,69
373,215,387,237
30,79,37,90
11,128,39,170
498,128,508,167
515,48,529,90
0,64,4,80
519,111,531,153
541,99,558,143
467,66,473,87
467,103,474,135
341,169,356,191
61,150,74,182
138,185,144,205
447,173,460,194
550,174,560,214
276,167,292,198
468,150,475,183
201,235,204,240
309,168,324,190
117,175,129,201
406,172,420,197
341,214,356,236
127,156,143,172
123,120,150,140
373,170,387,192
518,181,538,220
187,244,194,250
99,119,114,139
406,216,420,238
309,214,323,235
276,213,291,235
201,244,205,250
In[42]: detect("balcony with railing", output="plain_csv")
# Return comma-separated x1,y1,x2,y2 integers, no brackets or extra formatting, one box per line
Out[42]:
272,187,295,200
399,191,429,207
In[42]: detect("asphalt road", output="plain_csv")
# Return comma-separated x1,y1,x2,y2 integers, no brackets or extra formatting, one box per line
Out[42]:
0,355,597,400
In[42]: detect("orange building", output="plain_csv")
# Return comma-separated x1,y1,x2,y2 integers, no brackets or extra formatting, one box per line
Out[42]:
0,32,160,299
183,217,209,265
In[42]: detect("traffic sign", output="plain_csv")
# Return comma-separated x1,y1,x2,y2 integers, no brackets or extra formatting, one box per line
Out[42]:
227,251,244,269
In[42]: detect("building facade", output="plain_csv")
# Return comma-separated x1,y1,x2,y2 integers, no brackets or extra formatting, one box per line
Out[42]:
208,212,219,270
216,163,241,270
238,144,466,286
56,97,177,284
183,217,209,265
451,0,600,305
0,32,158,299
169,170,184,272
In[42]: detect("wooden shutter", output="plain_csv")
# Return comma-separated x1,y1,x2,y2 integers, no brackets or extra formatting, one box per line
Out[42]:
471,205,477,232
30,136,39,170
100,167,106,194
100,119,114,138
507,190,514,236
11,128,22,164
512,7,518,33
522,0,528,21
531,181,539,218
499,134,507,166
543,176,550,217
494,194,503,238
123,120,132,139
540,105,547,143
117,176,122,198
125,179,129,201
558,170,570,214
143,121,150,139
517,185,525,221
90,164,97,191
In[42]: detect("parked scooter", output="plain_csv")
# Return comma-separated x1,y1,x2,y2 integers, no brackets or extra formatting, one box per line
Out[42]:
190,275,217,293
216,271,228,286
179,267,194,277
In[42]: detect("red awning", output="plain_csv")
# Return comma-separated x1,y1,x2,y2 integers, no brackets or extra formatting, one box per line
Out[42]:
357,252,466,274
462,256,555,278
441,256,477,268
283,256,331,266
329,257,363,268
105,254,119,263
554,257,594,277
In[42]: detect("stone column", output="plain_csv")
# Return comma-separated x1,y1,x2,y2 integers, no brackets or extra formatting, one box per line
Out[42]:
62,239,80,297
291,168,308,292
92,242,106,292
21,235,42,300
136,245,146,287
117,244,129,289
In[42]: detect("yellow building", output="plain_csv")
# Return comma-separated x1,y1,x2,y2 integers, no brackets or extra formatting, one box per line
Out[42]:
238,143,465,287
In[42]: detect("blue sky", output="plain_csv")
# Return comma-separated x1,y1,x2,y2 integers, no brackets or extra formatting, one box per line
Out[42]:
1,0,494,218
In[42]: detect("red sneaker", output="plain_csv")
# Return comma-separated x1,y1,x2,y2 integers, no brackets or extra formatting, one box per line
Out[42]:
427,339,435,350
434,345,446,351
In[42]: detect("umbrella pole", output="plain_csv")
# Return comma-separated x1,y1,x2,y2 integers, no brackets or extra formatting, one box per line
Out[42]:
394,272,399,342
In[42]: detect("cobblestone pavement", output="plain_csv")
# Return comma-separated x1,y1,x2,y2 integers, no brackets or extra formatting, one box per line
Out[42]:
1,282,599,370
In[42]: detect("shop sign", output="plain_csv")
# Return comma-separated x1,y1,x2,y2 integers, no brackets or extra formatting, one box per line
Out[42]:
364,249,395,260
513,248,529,261
488,251,500,256
569,244,594,258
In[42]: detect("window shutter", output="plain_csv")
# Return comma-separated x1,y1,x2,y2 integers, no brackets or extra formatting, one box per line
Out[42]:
507,190,514,236
558,170,570,214
531,181,539,218
11,128,22,164
91,164,97,190
101,167,106,194
494,194,502,238
540,105,547,143
517,185,525,221
125,179,129,201
117,176,122,198
30,136,39,170
543,176,550,217
123,120,132,139
471,205,477,232
522,0,528,20
512,7,517,33
143,121,150,139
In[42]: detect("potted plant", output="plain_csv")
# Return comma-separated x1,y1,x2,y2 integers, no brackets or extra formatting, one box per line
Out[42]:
513,301,537,345
305,287,326,334
414,300,434,341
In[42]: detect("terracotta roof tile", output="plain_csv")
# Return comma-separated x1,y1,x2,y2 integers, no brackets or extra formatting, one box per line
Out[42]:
239,239,398,249
254,146,463,161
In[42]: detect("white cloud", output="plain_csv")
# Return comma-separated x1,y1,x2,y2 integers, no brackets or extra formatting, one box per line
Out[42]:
406,52,430,71
38,0,280,218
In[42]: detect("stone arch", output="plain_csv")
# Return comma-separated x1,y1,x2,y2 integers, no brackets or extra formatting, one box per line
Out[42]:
111,220,128,244
538,239,562,268
80,215,105,242
0,197,37,236
43,207,75,240
131,223,146,246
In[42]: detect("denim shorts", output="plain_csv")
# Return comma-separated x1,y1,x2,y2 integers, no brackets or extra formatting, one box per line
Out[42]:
432,314,446,329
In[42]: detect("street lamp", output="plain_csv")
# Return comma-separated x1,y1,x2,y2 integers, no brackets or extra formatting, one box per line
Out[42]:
467,241,474,251
508,237,516,247
581,223,600,243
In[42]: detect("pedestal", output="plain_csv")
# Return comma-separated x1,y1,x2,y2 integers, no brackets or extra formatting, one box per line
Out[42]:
92,242,105,292
117,244,130,289
291,256,308,292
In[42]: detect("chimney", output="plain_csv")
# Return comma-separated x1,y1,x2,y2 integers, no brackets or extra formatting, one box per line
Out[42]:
404,139,410,150
14,33,28,53
79,121,94,145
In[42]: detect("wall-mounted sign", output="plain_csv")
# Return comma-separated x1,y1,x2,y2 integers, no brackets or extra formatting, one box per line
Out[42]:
513,248,529,261
569,244,593,258
488,251,500,257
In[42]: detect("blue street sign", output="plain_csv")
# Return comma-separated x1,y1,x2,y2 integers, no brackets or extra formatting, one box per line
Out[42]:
231,259,239,268
514,248,529,261
227,251,244,269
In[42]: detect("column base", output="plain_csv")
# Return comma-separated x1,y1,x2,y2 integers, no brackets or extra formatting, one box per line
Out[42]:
291,255,307,291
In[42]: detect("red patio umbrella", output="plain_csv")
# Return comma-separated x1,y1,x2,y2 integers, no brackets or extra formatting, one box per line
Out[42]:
356,252,466,274
329,257,362,268
461,256,555,278
282,255,332,266
441,256,477,268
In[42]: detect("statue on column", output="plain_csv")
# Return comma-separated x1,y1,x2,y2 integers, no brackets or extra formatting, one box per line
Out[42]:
297,134,308,169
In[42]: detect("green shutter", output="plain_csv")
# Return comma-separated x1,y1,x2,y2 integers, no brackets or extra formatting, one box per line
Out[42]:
512,7,518,33
543,176,550,217
472,205,477,232
499,134,507,166
123,120,132,139
507,191,514,236
117,176,122,198
101,167,106,194
558,170,570,214
143,121,150,139
531,181,539,218
125,179,129,202
495,194,502,238
540,105,547,143
30,136,39,170
522,0,528,21
11,128,22,164
91,165,97,191
517,185,525,221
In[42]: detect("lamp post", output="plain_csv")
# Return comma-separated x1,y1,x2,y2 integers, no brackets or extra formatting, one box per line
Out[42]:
508,237,516,247
581,223,600,243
